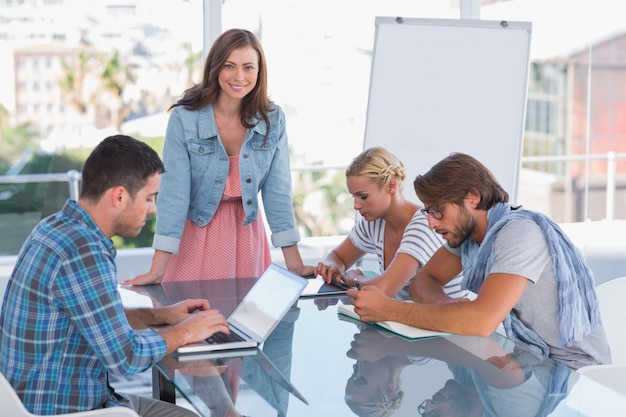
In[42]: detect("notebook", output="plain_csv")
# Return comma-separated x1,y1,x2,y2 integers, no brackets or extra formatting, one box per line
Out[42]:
176,263,308,354
337,300,450,339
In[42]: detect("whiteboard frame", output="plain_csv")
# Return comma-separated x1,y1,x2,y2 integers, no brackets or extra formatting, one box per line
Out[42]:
363,17,532,204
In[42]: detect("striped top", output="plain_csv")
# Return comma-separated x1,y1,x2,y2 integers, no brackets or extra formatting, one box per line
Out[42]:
0,200,166,415
348,211,466,299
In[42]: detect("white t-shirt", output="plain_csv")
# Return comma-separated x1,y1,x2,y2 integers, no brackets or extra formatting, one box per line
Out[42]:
349,211,466,299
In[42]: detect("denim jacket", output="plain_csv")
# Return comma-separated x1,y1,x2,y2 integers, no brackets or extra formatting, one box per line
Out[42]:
153,103,300,254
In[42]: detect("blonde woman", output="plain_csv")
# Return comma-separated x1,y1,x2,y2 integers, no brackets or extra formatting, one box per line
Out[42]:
315,147,465,300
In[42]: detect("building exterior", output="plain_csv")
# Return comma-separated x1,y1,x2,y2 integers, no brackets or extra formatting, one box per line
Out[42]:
1,0,192,138
525,33,626,176
522,32,626,222
13,44,90,136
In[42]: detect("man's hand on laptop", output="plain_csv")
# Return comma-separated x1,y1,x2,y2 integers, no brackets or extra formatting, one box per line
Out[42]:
158,299,213,325
158,300,230,355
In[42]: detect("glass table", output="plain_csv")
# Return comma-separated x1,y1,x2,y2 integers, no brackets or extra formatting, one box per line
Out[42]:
119,279,626,417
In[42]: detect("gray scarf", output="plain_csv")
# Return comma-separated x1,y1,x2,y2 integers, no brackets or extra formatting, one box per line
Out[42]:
460,202,600,356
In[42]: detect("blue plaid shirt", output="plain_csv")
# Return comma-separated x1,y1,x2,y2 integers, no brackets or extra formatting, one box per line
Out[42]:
0,200,166,415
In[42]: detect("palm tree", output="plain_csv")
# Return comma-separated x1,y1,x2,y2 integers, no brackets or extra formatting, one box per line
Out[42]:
58,49,93,116
99,49,136,131
182,42,202,88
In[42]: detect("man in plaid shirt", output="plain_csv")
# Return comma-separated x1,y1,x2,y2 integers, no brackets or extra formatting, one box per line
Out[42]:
0,135,229,416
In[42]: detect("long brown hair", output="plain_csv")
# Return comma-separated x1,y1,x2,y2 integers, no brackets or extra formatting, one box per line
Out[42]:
170,28,272,131
413,152,508,210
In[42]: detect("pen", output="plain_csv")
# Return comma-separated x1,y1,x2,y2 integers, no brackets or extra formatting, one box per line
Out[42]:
337,273,360,290
337,275,351,290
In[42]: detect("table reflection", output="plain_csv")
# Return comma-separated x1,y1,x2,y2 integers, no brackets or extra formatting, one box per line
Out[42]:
158,309,300,417
121,279,301,417
120,281,623,416
342,318,571,417
121,278,257,312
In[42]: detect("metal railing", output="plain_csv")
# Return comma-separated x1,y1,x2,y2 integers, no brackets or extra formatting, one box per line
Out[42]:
1,151,625,220
0,169,82,201
521,151,626,221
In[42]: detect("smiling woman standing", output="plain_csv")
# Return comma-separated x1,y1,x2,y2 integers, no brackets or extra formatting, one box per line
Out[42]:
124,28,313,285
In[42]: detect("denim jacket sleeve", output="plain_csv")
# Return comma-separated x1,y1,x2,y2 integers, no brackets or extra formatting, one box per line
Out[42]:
153,108,195,253
254,105,300,247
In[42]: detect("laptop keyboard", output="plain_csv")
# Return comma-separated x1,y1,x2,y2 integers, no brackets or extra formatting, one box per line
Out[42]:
206,331,246,344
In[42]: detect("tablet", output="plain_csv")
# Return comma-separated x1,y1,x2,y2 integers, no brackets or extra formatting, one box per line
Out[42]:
300,275,350,297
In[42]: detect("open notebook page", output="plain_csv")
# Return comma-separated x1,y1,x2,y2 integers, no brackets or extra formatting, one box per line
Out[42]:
337,300,449,339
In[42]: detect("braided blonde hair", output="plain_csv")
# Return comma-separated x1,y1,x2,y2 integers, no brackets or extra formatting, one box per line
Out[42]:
345,147,407,189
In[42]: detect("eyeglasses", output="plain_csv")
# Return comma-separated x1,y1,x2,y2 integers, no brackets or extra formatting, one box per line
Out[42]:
418,399,427,416
418,399,440,417
420,205,445,220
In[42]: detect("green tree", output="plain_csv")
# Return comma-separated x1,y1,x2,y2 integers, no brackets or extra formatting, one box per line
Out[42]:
58,48,137,132
0,105,38,174
58,49,94,116
182,42,202,88
290,149,354,237
0,103,9,132
99,49,136,131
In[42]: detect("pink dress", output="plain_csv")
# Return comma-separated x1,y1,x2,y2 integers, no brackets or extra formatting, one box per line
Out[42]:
162,155,272,282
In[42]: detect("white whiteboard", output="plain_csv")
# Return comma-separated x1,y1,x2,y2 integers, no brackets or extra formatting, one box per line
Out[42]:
364,17,532,203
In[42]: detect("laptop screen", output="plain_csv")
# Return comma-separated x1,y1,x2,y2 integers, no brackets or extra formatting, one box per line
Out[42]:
228,264,307,342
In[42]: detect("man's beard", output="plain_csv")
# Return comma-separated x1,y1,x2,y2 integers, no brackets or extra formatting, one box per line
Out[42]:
446,204,475,248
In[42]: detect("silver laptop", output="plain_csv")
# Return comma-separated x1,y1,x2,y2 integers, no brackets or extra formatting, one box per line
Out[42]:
176,263,307,354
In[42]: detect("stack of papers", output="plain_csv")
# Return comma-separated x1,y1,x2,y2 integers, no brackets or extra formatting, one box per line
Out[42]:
337,301,449,339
